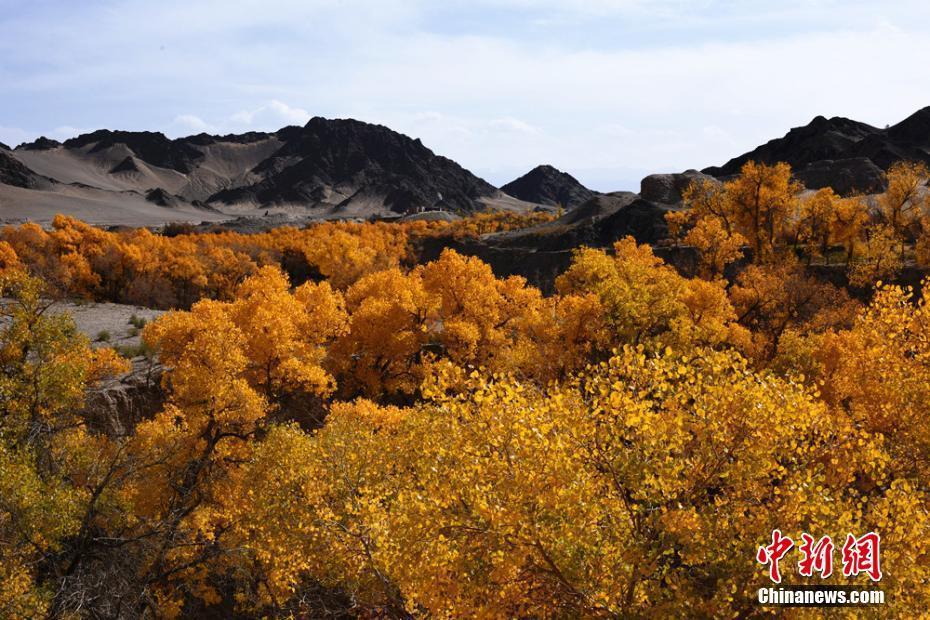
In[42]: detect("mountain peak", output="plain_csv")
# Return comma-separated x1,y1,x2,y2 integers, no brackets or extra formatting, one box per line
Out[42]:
702,107,930,195
207,116,498,213
703,113,880,179
17,136,62,151
501,165,596,209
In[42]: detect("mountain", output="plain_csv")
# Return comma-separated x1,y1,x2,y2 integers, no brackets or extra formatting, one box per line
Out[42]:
500,165,597,209
640,170,715,204
1,117,532,226
18,136,61,150
208,117,501,214
0,149,46,189
703,108,930,195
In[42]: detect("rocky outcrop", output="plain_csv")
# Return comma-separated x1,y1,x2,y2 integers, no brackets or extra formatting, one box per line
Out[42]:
0,150,42,188
500,164,597,208
64,129,205,173
414,192,678,292
83,359,164,436
793,157,886,195
640,169,715,204
110,155,142,174
703,115,880,178
702,108,930,195
209,117,499,213
17,136,62,150
145,187,181,207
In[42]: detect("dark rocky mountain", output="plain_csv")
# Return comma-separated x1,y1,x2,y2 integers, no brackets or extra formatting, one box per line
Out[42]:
640,170,716,204
486,192,675,251
110,156,142,174
0,150,43,188
144,187,181,207
5,118,509,219
703,108,930,195
63,130,205,173
18,136,62,150
500,164,596,208
0,141,10,151
416,191,681,292
209,117,499,213
792,158,885,197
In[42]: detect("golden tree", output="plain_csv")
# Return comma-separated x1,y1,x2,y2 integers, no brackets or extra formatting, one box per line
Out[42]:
681,162,801,263
878,161,928,245
556,237,748,353
0,271,128,617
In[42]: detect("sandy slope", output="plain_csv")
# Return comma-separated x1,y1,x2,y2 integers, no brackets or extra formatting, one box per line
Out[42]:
3,132,544,227
0,182,231,227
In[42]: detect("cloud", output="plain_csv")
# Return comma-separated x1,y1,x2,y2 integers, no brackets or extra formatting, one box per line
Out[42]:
227,100,311,128
267,100,311,124
488,117,540,134
5,1,930,191
173,114,215,133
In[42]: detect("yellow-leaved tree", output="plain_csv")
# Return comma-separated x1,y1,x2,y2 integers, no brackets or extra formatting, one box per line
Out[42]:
0,270,128,618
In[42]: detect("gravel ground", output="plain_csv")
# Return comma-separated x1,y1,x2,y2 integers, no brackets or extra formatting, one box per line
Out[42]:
51,300,165,351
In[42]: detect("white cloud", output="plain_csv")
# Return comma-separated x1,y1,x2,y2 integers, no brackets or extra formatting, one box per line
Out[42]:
267,100,311,124
5,0,930,190
488,117,540,134
173,114,215,133
227,100,311,129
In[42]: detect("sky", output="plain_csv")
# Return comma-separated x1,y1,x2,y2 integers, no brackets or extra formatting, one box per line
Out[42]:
3,1,930,191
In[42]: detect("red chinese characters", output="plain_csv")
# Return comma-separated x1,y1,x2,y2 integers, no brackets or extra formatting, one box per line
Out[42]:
757,529,794,584
841,532,882,581
798,533,834,578
758,531,882,583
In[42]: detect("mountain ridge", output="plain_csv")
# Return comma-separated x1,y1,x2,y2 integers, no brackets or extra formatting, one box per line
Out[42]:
703,107,930,194
500,164,597,208
2,117,535,225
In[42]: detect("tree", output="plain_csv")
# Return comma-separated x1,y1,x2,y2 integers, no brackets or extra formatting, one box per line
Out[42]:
556,237,748,353
830,194,870,263
0,271,128,617
878,161,928,248
796,188,839,263
848,224,903,288
683,216,746,277
681,162,802,264
221,343,930,617
728,260,858,360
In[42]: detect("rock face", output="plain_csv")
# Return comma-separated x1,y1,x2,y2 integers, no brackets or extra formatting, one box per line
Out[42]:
793,158,886,195
209,117,499,213
475,192,674,251
63,129,205,173
145,187,181,207
5,118,505,218
703,107,930,195
414,191,677,292
0,141,9,151
640,169,715,204
500,164,597,208
110,155,142,174
0,150,42,188
83,360,164,436
18,136,62,150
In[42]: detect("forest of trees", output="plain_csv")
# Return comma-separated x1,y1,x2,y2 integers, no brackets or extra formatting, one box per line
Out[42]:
2,161,930,617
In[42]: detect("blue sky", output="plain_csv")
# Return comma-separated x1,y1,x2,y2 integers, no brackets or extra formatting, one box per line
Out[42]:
3,0,930,191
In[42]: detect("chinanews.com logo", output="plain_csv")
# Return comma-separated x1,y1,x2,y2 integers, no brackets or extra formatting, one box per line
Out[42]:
755,530,885,607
